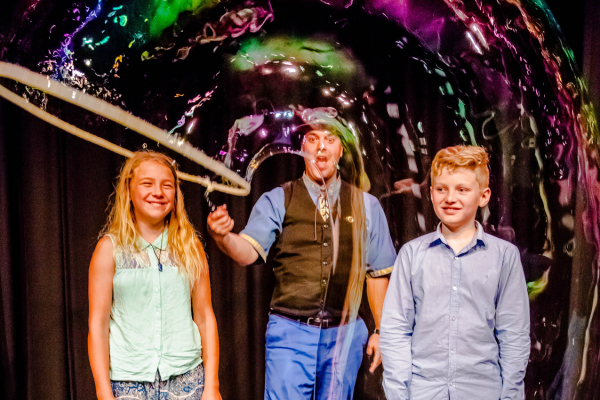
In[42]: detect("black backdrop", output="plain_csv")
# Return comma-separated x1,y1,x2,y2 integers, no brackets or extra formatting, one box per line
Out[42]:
1,1,599,399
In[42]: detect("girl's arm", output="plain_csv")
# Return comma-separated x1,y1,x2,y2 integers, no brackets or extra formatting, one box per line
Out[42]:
88,236,116,400
192,265,221,400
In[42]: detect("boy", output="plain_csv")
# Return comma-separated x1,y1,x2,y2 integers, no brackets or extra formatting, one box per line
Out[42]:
380,145,530,400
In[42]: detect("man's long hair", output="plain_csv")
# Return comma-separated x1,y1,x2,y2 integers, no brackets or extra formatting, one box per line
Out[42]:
298,107,370,325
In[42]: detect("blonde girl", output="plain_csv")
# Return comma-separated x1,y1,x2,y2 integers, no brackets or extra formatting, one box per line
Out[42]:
88,151,221,400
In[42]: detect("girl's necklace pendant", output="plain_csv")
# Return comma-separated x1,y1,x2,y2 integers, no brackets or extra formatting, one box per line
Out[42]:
158,263,163,272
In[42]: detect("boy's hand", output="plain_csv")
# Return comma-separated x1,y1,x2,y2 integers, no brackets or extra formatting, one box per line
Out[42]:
366,333,382,373
207,205,234,238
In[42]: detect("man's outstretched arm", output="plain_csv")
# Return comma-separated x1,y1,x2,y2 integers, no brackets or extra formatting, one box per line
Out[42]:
208,189,285,267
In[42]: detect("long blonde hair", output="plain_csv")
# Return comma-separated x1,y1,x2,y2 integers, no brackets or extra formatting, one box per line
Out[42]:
101,151,207,282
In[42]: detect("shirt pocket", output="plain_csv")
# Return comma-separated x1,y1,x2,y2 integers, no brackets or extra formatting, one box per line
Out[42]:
466,261,501,329
473,260,501,303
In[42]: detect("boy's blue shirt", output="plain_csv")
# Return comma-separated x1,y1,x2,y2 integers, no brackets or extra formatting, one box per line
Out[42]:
380,221,530,400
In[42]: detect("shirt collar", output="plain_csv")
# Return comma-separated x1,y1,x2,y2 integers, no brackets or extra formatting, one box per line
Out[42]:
138,228,168,250
430,221,487,253
302,172,341,200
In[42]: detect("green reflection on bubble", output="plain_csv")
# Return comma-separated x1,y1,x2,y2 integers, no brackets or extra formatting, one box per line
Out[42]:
231,36,357,78
95,36,110,46
149,0,219,38
527,269,550,301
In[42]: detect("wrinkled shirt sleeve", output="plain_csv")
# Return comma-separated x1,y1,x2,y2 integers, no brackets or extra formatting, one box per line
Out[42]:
365,194,397,277
380,245,415,400
496,245,531,399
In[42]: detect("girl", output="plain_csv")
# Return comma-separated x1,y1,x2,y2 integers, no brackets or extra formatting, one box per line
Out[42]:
88,151,220,400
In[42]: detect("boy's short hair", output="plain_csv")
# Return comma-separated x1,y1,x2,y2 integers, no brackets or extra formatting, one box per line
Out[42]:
431,145,489,190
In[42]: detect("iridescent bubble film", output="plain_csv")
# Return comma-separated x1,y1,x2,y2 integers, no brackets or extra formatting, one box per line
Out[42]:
2,0,600,398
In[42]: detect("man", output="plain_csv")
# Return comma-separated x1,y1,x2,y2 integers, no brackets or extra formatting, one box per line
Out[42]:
208,107,396,399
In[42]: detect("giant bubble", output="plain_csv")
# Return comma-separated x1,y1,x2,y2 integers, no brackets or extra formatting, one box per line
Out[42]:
2,0,600,398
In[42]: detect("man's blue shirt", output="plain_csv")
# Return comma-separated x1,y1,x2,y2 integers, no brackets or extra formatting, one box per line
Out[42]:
240,174,396,277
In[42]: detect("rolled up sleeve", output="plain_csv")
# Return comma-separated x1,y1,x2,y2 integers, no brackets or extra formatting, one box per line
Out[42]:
365,194,396,278
240,187,285,262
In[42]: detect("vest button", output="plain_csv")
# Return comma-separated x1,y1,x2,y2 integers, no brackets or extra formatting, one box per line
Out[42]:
322,279,327,285
324,224,328,228
323,242,328,247
323,261,328,265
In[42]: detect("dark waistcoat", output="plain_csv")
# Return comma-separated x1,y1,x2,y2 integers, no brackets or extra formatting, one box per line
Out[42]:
270,178,354,318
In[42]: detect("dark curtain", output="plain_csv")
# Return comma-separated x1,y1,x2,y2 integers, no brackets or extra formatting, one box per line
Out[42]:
0,101,378,399
1,1,599,400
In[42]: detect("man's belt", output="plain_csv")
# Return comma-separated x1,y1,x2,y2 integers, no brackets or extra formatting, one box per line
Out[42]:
270,311,342,328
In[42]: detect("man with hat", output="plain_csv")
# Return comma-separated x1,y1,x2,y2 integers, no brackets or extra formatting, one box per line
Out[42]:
208,107,396,399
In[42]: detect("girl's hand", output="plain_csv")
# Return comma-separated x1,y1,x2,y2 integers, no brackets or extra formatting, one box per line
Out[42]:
201,384,222,400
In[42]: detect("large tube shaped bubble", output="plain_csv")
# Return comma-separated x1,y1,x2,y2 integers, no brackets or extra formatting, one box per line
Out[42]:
2,0,600,397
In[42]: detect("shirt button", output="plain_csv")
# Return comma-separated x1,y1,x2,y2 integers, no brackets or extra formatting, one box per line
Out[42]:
452,286,457,291
449,383,453,386
155,287,160,292
323,242,328,247
452,316,456,321
454,256,459,260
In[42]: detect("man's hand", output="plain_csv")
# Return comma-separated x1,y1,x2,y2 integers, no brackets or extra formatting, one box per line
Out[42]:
366,333,382,373
207,205,234,239
393,178,416,194
206,205,259,266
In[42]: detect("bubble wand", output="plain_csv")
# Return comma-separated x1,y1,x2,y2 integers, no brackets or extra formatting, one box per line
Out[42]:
0,61,251,196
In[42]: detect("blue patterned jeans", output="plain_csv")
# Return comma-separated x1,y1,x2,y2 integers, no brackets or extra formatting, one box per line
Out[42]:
111,363,205,400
